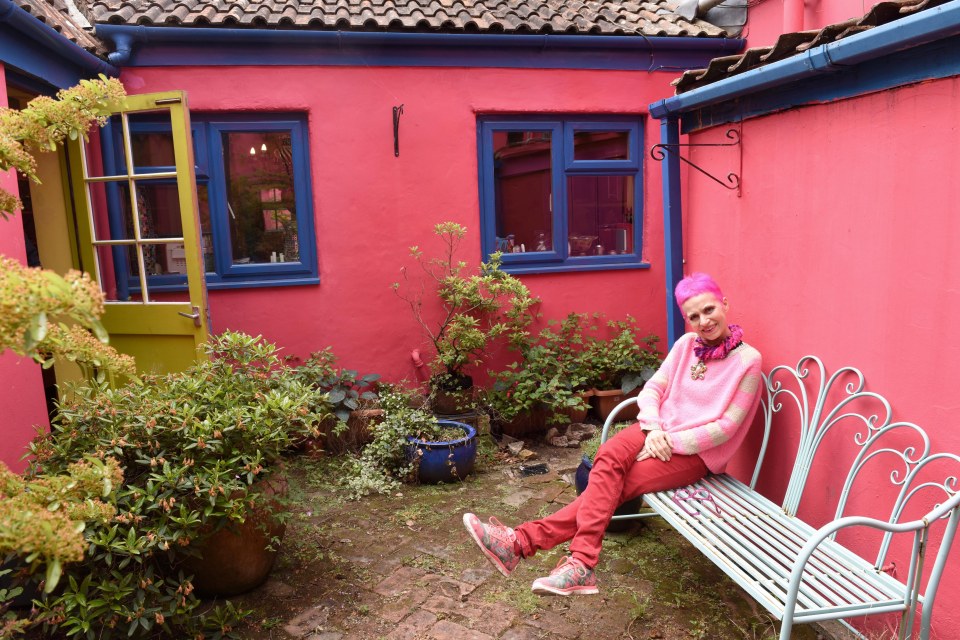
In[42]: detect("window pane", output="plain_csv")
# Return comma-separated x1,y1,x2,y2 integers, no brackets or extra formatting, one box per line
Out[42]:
573,130,629,161
131,130,175,167
492,130,553,253
222,131,299,264
197,184,215,273
567,175,634,255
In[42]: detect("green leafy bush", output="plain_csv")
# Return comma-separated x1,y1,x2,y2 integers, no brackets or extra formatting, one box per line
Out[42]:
25,332,331,638
584,316,661,393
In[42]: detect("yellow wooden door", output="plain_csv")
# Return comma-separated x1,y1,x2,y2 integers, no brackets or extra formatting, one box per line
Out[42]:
69,91,209,374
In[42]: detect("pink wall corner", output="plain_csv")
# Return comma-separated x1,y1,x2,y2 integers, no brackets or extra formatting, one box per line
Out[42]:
743,1,889,51
121,65,673,383
681,75,960,636
1,65,51,472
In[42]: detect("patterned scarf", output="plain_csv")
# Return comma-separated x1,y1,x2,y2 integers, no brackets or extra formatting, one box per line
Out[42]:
694,324,744,361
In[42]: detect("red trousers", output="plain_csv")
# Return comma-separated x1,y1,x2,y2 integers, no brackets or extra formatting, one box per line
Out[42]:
514,424,707,568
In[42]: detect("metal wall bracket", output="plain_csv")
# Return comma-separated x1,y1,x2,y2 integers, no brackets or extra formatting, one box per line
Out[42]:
650,128,741,193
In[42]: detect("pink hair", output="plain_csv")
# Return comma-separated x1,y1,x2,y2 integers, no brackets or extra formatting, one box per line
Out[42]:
674,272,724,310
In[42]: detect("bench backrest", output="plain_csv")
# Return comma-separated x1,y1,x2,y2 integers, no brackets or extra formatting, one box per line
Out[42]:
752,356,960,565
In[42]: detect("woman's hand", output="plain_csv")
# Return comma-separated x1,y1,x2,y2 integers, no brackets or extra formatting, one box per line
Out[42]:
637,430,673,462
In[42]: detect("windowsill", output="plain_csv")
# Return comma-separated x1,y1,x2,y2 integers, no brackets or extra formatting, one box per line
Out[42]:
143,275,321,292
500,261,650,275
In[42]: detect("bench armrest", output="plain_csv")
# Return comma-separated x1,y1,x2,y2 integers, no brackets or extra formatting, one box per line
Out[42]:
599,396,641,443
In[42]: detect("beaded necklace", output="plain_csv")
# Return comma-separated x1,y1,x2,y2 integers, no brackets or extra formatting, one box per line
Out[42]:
690,324,744,381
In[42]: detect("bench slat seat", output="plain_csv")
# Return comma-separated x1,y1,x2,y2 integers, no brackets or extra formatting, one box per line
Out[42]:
644,474,913,624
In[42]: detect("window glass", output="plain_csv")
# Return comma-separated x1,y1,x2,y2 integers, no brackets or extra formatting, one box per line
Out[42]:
492,130,553,254
573,130,629,161
479,118,642,273
567,175,634,256
223,131,298,265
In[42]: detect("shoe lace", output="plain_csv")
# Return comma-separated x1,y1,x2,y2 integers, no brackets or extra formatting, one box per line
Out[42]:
550,555,583,576
485,517,515,545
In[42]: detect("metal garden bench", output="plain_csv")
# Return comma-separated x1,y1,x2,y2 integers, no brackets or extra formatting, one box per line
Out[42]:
601,356,960,640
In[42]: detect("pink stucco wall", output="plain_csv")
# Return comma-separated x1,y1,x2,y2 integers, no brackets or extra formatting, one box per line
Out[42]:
682,76,960,636
0,66,51,473
744,0,889,50
121,66,674,383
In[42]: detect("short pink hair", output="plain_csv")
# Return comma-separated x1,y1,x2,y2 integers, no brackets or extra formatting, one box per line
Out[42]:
674,272,724,310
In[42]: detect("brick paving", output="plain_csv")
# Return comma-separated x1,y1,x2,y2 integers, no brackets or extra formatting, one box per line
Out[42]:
236,441,852,640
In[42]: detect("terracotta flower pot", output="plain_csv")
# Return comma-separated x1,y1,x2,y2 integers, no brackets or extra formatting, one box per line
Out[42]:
496,405,547,437
547,390,595,426
182,472,288,597
590,387,640,422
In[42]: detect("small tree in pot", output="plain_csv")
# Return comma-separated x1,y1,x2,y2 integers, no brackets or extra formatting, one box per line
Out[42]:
393,222,538,414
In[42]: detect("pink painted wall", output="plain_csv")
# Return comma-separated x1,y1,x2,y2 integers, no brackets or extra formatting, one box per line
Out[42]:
0,65,53,473
120,66,675,383
682,76,960,636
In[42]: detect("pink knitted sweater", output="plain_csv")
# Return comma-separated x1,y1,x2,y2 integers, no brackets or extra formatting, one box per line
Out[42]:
636,332,763,473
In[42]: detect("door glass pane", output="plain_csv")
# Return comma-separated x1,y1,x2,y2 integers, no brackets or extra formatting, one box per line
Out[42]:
567,175,634,255
573,130,629,161
95,244,142,302
492,130,553,253
128,110,176,168
95,243,193,303
83,118,125,179
197,184,215,273
222,130,299,264
88,180,184,242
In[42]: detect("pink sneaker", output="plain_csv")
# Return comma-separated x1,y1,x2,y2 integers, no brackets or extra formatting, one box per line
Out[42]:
462,513,521,577
531,556,598,596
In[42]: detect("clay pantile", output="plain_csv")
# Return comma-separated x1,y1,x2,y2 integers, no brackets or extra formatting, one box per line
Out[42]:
14,0,104,51
88,0,728,37
671,0,951,94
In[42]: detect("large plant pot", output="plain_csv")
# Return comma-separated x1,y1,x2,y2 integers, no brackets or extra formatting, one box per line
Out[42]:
406,420,477,484
182,472,288,597
590,387,640,422
496,405,547,438
312,408,384,455
575,455,642,532
547,390,594,426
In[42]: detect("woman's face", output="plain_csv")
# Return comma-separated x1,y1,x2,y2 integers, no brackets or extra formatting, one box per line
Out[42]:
681,292,730,345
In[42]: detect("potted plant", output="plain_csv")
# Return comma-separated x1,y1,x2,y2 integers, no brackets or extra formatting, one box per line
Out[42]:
393,222,538,414
340,385,478,497
584,316,661,421
26,331,331,638
287,349,381,454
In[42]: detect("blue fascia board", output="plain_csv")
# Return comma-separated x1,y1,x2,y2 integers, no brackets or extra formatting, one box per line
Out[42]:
649,0,960,120
0,0,117,83
0,23,86,89
95,24,744,71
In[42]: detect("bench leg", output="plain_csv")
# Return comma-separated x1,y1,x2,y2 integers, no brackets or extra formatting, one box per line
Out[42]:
778,617,793,640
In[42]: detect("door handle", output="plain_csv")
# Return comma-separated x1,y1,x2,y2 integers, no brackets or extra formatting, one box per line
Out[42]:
178,306,202,327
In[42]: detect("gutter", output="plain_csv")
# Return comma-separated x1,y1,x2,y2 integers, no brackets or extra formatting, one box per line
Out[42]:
95,23,744,67
649,0,960,345
650,0,960,118
0,0,117,77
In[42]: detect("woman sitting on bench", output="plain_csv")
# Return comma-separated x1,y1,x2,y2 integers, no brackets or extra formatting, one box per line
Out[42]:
463,272,764,596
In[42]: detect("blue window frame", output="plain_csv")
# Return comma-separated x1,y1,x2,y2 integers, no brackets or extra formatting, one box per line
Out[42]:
478,116,646,274
111,113,318,290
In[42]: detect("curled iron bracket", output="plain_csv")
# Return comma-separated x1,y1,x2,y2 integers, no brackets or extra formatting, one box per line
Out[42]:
392,104,404,157
650,128,741,192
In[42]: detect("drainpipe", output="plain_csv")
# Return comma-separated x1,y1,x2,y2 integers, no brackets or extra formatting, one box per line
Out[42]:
660,117,686,347
784,0,804,33
0,0,118,78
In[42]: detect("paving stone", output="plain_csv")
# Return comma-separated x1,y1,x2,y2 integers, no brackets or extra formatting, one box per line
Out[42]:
499,625,551,640
284,605,330,638
436,576,478,599
262,578,297,598
466,601,516,636
375,565,430,597
305,633,342,640
428,618,494,640
539,483,571,504
460,566,494,585
503,488,537,508
378,589,431,623
526,610,581,639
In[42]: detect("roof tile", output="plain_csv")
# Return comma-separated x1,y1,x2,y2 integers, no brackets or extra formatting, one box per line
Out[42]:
89,0,728,37
673,0,952,94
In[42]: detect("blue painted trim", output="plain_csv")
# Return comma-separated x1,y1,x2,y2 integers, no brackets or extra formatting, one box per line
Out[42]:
0,0,117,83
649,0,960,121
143,275,321,291
660,117,685,347
95,24,743,71
503,261,651,275
3,65,58,96
478,115,644,272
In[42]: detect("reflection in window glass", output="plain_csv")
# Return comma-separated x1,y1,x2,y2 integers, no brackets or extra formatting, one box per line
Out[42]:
492,130,553,253
573,130,629,161
567,175,634,256
223,132,298,265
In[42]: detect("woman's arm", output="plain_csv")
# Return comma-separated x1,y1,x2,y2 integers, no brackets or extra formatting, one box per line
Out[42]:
635,334,692,428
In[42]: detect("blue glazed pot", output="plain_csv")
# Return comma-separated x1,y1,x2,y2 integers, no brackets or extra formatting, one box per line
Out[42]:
575,455,642,531
407,420,478,484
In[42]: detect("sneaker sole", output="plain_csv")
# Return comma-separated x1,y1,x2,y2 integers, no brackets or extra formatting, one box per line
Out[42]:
531,581,599,596
462,513,514,578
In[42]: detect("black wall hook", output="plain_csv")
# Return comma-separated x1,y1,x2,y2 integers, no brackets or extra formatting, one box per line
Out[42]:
393,105,404,157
